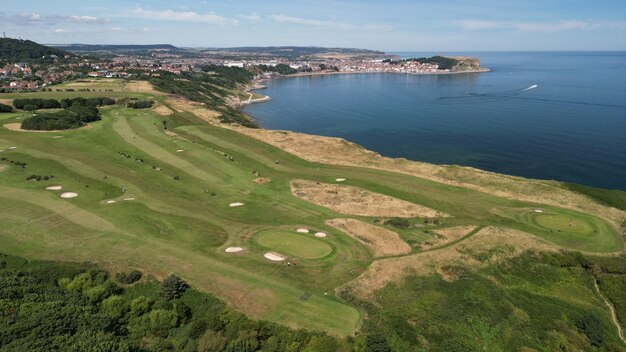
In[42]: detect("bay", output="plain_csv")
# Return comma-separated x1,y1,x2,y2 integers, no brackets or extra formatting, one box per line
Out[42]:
244,52,626,190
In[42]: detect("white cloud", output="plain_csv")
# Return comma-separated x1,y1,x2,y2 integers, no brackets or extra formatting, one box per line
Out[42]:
453,20,502,31
269,15,393,31
454,19,617,33
131,8,238,25
9,13,105,25
515,20,592,33
53,28,69,33
239,13,261,21
69,15,99,22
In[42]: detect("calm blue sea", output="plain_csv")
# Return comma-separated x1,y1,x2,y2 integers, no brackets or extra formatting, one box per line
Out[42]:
244,52,626,190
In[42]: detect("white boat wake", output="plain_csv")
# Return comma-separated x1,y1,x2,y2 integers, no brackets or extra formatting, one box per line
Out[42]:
522,84,538,91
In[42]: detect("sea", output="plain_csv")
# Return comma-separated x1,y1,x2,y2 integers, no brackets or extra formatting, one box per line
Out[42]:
243,52,626,190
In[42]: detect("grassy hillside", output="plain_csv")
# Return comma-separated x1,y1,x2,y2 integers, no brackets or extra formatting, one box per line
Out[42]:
0,38,69,62
0,79,624,350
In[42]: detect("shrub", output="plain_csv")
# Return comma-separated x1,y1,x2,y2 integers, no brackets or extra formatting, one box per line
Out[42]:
0,102,13,112
576,314,605,346
160,275,189,300
365,333,391,352
127,100,154,109
384,217,410,229
115,270,142,284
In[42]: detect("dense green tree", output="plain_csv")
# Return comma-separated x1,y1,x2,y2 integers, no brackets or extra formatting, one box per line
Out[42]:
365,333,391,352
161,274,190,300
576,314,605,346
197,330,227,352
0,103,12,112
116,270,143,284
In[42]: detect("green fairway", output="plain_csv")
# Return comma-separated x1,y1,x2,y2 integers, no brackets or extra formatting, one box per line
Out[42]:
0,80,622,335
255,229,333,259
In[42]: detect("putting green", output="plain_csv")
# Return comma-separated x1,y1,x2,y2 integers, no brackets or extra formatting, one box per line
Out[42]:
255,230,333,259
533,213,595,234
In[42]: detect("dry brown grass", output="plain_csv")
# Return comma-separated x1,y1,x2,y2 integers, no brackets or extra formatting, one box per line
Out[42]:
165,97,222,124
346,226,559,298
253,177,271,184
419,225,477,250
291,179,447,218
152,103,173,116
0,99,13,106
327,218,411,257
228,127,625,230
123,80,163,95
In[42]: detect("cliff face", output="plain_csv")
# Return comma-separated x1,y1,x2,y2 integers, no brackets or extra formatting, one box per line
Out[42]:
450,56,483,72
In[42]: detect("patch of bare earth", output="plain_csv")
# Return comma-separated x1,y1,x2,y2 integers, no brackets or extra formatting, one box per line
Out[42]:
253,177,271,184
418,225,477,250
228,127,624,230
327,218,411,257
346,226,559,298
0,99,13,106
291,179,447,218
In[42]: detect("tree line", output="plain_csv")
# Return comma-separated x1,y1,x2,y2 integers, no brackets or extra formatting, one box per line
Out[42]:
0,253,361,352
16,97,113,131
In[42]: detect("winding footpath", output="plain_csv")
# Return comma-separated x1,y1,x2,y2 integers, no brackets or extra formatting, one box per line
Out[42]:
593,279,626,345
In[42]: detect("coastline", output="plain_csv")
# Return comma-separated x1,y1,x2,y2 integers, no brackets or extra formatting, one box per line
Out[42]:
267,67,490,80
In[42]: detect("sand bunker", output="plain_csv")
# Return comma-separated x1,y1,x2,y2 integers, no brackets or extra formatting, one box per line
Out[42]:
60,192,78,199
52,136,63,139
176,149,184,152
8,146,17,149
253,177,271,184
124,198,135,201
296,228,310,233
263,252,285,261
291,179,447,218
225,246,244,253
534,209,544,213
45,185,63,190
327,218,411,257
335,178,346,182
106,200,117,204
229,202,244,207
314,232,327,238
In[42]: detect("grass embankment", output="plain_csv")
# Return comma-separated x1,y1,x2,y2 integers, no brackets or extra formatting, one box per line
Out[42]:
0,79,623,340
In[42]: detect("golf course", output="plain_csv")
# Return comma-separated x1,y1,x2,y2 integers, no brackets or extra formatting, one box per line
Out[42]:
0,78,624,343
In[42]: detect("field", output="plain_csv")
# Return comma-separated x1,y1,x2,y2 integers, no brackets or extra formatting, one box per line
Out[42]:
0,79,624,339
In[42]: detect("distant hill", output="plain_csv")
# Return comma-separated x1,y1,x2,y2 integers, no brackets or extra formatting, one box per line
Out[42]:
0,38,70,62
52,43,386,58
204,46,386,58
53,44,180,54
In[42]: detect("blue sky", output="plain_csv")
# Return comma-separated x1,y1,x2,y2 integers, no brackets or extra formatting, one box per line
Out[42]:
2,0,625,51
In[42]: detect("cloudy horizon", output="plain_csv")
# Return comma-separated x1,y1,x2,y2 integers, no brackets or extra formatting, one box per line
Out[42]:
2,0,626,51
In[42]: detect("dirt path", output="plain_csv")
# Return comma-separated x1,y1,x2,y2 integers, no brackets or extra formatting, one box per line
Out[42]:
593,279,626,344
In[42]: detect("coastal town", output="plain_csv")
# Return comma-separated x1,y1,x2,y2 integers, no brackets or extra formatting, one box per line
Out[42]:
0,43,484,92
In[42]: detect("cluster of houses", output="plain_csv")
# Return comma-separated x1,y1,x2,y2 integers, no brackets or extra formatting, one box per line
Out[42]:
0,62,75,91
0,50,451,92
